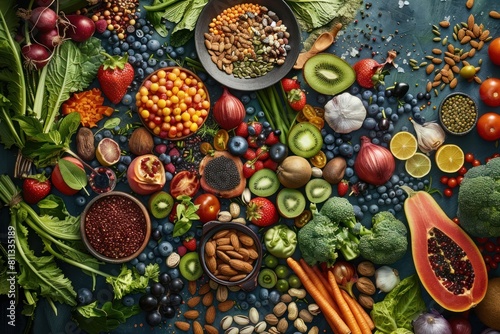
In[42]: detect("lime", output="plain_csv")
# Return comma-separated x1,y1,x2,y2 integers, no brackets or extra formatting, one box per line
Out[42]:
405,152,432,178
96,138,121,166
389,131,418,160
435,144,464,173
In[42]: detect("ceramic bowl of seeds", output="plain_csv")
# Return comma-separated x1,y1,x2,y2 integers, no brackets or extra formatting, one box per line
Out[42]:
439,92,478,136
81,191,151,264
194,0,301,91
199,221,263,291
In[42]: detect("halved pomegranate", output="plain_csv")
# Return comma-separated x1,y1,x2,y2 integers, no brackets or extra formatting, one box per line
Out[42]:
127,154,166,195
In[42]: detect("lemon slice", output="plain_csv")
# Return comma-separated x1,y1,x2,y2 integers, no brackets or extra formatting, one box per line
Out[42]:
96,138,121,166
390,131,418,160
405,152,432,178
435,144,464,173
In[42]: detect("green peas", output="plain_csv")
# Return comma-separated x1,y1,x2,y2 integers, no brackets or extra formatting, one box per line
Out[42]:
440,93,478,134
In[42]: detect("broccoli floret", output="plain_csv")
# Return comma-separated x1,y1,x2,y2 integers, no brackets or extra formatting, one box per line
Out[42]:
297,213,360,266
358,211,408,265
319,197,358,229
457,157,500,237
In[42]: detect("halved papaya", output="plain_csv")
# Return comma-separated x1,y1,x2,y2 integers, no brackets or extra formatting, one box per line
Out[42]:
402,186,487,312
198,150,246,198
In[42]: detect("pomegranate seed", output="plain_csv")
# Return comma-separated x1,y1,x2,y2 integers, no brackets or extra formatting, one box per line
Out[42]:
485,242,496,253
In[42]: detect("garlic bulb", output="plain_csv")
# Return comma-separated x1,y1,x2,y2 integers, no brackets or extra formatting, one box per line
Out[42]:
324,92,366,134
375,266,400,292
409,118,446,153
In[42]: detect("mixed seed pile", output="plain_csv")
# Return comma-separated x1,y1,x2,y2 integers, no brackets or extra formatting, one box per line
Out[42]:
204,3,291,78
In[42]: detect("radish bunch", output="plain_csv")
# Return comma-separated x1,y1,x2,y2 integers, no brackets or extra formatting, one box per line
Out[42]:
20,1,96,70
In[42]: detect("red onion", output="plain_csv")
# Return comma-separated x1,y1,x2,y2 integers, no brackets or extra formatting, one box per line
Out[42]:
413,310,452,334
354,136,395,185
212,87,246,130
29,6,58,32
448,317,471,334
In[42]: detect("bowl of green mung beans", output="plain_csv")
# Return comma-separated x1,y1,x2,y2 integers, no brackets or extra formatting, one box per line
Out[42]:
439,92,478,136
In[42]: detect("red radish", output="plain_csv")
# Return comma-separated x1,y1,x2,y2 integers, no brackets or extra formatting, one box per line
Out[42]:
22,44,51,70
63,15,95,42
36,28,63,50
29,6,58,32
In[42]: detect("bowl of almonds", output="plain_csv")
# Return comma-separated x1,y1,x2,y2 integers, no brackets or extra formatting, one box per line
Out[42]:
199,221,263,291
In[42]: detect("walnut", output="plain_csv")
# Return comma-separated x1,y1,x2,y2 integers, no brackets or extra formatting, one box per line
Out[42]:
356,277,376,295
358,294,374,309
357,261,376,277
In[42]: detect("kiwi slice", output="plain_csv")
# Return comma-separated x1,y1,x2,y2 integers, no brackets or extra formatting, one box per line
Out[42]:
249,168,280,197
305,178,333,203
148,191,174,219
258,268,277,289
179,252,203,281
287,123,323,158
276,188,306,219
303,53,356,95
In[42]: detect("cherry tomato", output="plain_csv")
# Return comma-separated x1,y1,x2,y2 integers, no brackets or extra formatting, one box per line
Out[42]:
310,151,327,168
479,78,500,107
213,129,229,150
443,188,453,197
464,153,475,163
477,112,500,141
456,175,464,185
308,116,325,130
472,159,482,167
294,209,312,228
447,178,458,188
488,37,500,65
296,110,308,123
440,175,449,184
301,104,316,120
457,166,468,175
169,170,200,198
193,193,221,223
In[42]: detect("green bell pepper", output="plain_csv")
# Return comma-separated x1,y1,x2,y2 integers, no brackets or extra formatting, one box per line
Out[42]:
264,224,297,258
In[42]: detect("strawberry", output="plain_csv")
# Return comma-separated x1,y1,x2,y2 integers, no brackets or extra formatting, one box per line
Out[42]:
243,148,256,160
352,50,397,89
97,52,135,104
247,135,260,148
262,158,278,171
22,174,51,204
182,236,197,251
281,77,301,92
265,131,279,145
256,146,269,161
243,161,257,178
248,121,263,136
246,197,279,227
286,89,307,112
235,122,249,138
177,245,187,257
254,160,264,172
337,180,349,197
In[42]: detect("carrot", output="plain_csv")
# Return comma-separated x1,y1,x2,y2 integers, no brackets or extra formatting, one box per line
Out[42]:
328,271,362,334
341,289,375,331
287,257,351,334
312,264,336,298
299,259,340,313
340,289,373,334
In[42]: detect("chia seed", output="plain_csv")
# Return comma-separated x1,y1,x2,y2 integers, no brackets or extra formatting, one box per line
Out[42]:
84,194,147,259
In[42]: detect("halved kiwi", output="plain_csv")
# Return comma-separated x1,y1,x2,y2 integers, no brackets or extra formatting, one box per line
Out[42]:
305,178,332,203
276,188,306,219
303,53,356,95
258,268,277,289
287,122,323,158
148,191,174,219
249,168,280,197
179,251,203,281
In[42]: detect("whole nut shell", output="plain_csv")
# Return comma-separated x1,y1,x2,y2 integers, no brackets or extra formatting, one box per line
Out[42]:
356,277,376,295
357,261,376,277
76,127,95,161
273,302,287,317
128,127,154,156
358,293,374,309
277,318,288,333
229,202,241,218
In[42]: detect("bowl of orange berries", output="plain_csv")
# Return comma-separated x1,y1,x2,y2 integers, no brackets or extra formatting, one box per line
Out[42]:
135,67,211,140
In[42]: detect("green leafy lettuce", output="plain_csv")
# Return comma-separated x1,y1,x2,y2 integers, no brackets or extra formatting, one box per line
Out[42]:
371,274,426,333
106,263,160,300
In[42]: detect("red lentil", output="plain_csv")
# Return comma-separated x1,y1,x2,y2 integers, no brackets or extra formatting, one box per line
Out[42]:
84,195,147,259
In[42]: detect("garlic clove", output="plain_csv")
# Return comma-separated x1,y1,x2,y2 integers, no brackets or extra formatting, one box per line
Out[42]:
375,265,400,293
410,118,446,153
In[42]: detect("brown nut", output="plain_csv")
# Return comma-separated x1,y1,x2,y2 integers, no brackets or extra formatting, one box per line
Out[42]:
356,277,376,295
358,293,374,309
357,261,376,277
128,127,154,156
76,127,95,161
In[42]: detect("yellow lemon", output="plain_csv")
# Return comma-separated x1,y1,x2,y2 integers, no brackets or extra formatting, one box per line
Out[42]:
390,131,418,160
96,138,121,166
405,152,432,178
435,144,464,173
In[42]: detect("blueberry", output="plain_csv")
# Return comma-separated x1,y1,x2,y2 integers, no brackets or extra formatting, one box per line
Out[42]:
156,49,164,57
122,295,135,307
157,241,173,257
168,268,180,279
240,94,251,104
259,288,269,300
237,291,246,300
175,47,185,55
269,290,281,304
246,293,257,304
77,288,93,305
169,51,177,58
147,39,161,51
103,129,112,138
136,262,146,275
246,106,255,114
323,134,335,144
121,94,133,105
94,133,103,142
75,196,86,206
165,45,173,53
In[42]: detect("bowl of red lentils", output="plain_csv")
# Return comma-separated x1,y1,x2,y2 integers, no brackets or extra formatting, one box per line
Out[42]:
81,191,151,264
194,0,301,91
135,67,211,140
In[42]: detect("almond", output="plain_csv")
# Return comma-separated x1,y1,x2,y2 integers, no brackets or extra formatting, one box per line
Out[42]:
218,300,236,312
205,254,217,273
204,324,219,334
226,250,244,260
205,241,216,257
216,237,231,246
184,309,200,320
188,280,197,295
217,250,232,263
213,229,230,239
229,259,254,273
202,291,214,306
199,282,212,295
205,305,216,324
238,234,254,247
175,321,191,331
193,320,203,334
186,296,201,308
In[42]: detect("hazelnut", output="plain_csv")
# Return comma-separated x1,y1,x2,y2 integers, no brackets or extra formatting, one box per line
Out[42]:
357,261,376,277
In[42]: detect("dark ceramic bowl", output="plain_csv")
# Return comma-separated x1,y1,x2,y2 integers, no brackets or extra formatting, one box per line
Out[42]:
199,221,263,291
439,92,478,136
81,191,151,264
194,0,301,91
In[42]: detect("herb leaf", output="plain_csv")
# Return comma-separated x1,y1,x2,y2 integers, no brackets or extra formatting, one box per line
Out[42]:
78,37,105,84
73,300,140,334
57,158,88,192
36,195,81,239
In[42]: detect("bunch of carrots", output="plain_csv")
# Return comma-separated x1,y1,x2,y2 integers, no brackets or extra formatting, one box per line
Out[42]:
287,257,375,334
